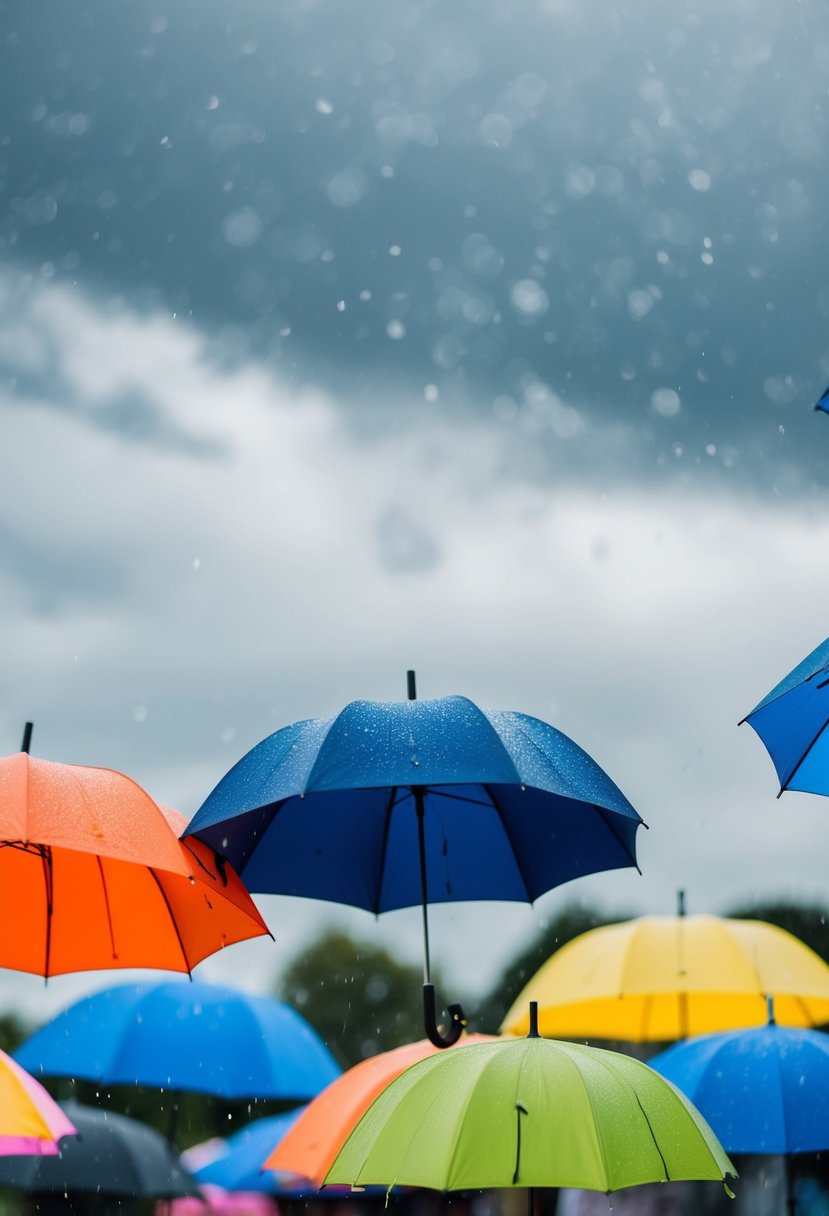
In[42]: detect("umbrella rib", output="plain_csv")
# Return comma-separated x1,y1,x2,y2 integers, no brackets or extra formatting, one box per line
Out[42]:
427,789,504,809
148,869,193,977
179,837,220,881
640,992,652,1042
41,845,54,980
96,855,119,962
234,804,283,875
590,804,642,871
631,1091,671,1181
771,1032,792,1153
375,787,401,916
777,716,829,793
793,992,814,1027
482,784,534,901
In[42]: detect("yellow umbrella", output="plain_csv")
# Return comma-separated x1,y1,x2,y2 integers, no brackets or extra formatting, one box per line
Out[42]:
501,913,829,1041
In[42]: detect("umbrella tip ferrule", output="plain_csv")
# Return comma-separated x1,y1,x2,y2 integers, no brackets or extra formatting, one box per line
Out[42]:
406,670,417,700
527,1001,540,1038
766,993,775,1025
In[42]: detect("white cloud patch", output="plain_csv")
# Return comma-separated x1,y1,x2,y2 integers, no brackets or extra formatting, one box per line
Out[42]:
0,271,826,1021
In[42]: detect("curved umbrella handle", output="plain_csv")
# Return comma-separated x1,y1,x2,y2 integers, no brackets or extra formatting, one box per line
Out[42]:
423,983,466,1049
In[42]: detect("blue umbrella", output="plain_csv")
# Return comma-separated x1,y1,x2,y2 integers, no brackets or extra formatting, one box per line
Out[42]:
187,1112,388,1200
651,1000,829,1215
184,672,644,1047
15,979,340,1102
814,385,829,413
189,1111,304,1193
741,636,829,796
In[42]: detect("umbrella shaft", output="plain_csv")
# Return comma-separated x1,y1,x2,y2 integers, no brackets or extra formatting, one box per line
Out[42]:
414,787,431,984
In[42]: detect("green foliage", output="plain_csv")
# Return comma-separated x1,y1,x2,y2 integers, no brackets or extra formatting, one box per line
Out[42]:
278,927,464,1068
0,1011,33,1056
43,1076,288,1151
475,902,631,1033
724,898,829,962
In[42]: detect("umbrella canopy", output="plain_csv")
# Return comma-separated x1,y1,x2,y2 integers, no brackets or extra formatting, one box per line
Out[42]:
265,1033,495,1185
184,681,643,1044
0,1100,197,1198
500,913,829,1041
0,751,269,976
325,1013,735,1194
742,635,829,797
650,1015,829,1156
165,1185,280,1216
187,1119,381,1200
16,978,341,1102
0,1048,76,1157
190,1112,304,1193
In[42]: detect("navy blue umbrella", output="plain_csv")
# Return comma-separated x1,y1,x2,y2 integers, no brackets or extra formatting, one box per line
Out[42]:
741,636,829,796
15,979,340,1102
184,672,644,1047
651,1001,829,1215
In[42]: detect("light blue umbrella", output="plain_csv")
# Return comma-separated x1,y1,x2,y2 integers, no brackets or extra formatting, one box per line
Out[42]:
15,979,340,1101
651,999,829,1214
189,1112,381,1199
191,1111,304,1193
184,671,644,1047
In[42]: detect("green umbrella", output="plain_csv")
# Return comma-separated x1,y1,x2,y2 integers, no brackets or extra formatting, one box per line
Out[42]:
326,1005,736,1204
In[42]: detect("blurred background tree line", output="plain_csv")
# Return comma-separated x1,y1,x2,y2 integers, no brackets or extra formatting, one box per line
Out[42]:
3,897,829,1147
277,897,829,1068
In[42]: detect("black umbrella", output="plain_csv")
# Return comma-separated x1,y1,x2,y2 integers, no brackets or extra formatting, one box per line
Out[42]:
0,1100,198,1199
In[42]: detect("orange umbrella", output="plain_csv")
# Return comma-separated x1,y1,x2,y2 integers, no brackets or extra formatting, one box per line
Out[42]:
0,751,270,976
264,1034,495,1186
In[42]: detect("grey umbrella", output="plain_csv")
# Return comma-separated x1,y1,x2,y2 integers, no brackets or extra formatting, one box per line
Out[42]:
0,1100,198,1199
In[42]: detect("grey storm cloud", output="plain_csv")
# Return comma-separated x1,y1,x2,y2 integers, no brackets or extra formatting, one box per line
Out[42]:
1,0,828,489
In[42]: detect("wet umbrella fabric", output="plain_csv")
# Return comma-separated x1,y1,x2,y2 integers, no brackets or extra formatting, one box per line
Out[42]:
0,1049,76,1157
742,635,829,797
815,385,829,413
500,914,829,1041
0,752,269,976
15,978,341,1102
325,1027,735,1193
650,1019,829,1155
265,1034,495,1186
185,695,643,914
0,1100,198,1198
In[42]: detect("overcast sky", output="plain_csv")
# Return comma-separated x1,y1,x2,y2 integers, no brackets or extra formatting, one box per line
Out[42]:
2,0,829,1026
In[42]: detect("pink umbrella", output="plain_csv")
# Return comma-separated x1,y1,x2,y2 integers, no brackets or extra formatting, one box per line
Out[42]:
162,1184,279,1216
0,1048,75,1156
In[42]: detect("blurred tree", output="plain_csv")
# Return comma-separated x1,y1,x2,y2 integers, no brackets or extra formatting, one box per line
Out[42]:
475,902,631,1033
0,1011,33,1055
725,899,829,962
278,928,464,1068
